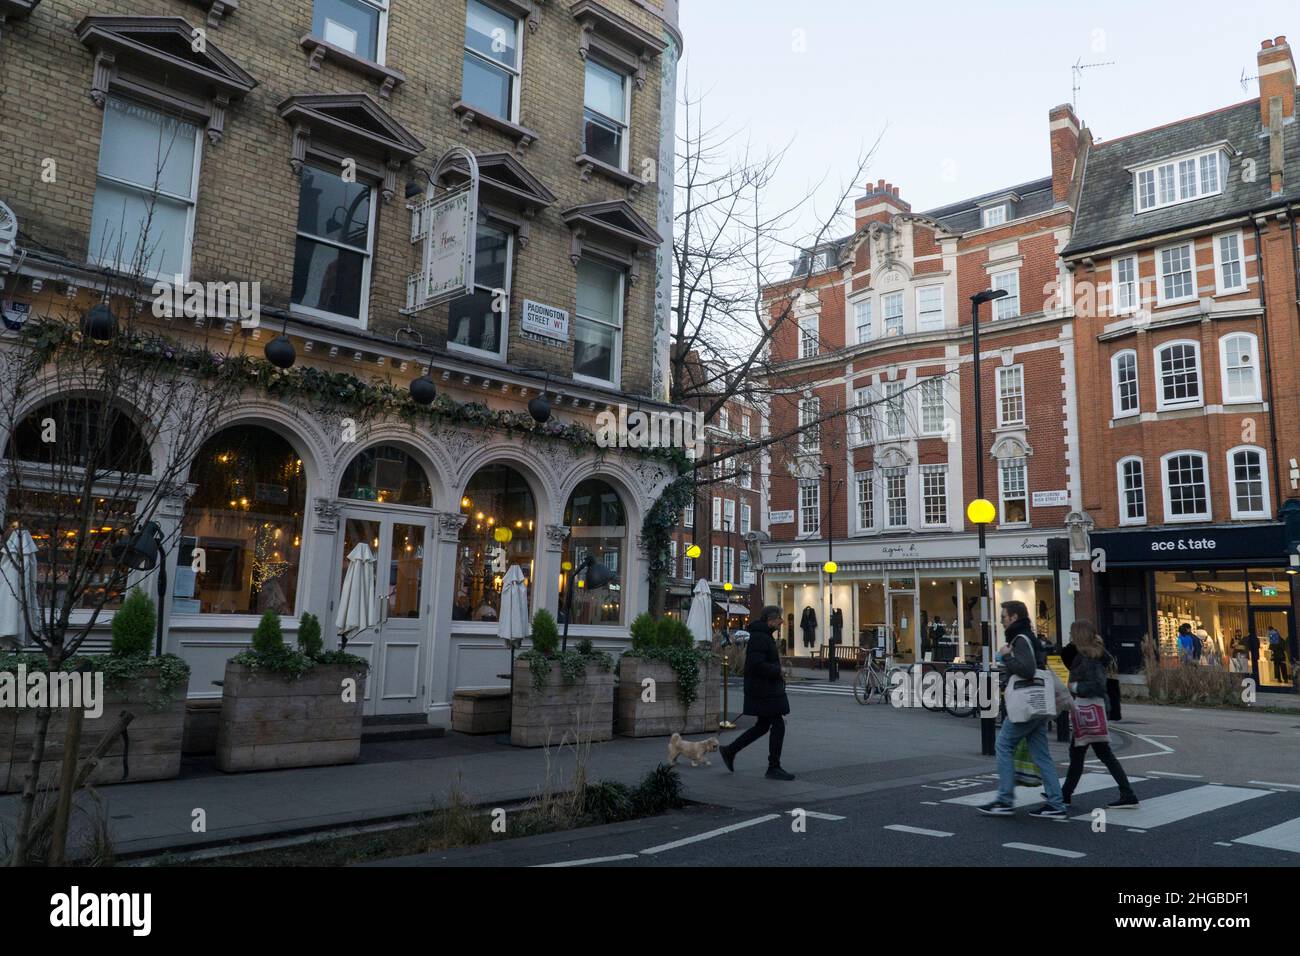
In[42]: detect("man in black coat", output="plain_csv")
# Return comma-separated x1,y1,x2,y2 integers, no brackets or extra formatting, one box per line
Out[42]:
719,605,795,780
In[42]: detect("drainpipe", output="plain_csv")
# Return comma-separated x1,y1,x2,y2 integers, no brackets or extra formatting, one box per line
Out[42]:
1250,213,1284,509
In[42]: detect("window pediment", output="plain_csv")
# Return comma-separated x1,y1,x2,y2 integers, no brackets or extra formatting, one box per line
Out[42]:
876,445,912,469
439,151,555,246
561,199,661,282
76,15,256,144
0,0,41,34
278,93,424,201
571,0,665,89
990,434,1031,460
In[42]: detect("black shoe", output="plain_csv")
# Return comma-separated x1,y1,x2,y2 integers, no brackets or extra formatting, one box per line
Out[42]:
719,745,735,773
1028,806,1068,819
765,765,795,781
978,801,1014,816
1107,795,1140,809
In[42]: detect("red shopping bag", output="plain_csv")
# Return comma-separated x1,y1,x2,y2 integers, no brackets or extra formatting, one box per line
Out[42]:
1070,698,1109,745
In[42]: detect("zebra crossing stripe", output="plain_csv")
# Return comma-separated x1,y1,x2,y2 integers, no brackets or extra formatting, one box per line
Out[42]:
1070,785,1270,828
1232,816,1300,854
1004,842,1085,859
943,772,1135,807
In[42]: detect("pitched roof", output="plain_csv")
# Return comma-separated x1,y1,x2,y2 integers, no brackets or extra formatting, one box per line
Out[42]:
1063,98,1300,256
922,177,1056,233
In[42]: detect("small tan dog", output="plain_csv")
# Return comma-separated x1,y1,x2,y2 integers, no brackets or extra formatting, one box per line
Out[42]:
668,732,719,767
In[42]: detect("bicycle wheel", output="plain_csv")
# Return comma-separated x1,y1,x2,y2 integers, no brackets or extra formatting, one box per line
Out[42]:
943,667,978,718
916,665,945,712
853,666,871,704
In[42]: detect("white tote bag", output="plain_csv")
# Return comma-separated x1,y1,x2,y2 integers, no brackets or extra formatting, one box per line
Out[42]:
1003,636,1055,723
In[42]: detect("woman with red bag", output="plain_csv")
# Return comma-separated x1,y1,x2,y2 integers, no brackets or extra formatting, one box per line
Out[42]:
1058,621,1139,809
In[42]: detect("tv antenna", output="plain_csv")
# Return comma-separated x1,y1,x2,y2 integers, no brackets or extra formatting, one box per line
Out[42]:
1241,66,1260,92
1072,56,1115,112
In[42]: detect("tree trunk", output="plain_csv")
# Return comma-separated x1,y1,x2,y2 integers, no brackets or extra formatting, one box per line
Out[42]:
8,703,53,867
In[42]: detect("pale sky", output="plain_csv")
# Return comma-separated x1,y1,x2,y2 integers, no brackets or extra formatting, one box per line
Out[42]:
678,0,1298,242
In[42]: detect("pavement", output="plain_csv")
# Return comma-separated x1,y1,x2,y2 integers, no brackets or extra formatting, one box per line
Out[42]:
2,675,1298,863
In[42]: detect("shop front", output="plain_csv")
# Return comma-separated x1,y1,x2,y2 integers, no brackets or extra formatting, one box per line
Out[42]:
764,531,1075,665
1090,524,1298,690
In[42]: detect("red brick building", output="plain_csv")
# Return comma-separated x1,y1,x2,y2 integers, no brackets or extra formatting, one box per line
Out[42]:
1066,37,1300,686
760,105,1088,664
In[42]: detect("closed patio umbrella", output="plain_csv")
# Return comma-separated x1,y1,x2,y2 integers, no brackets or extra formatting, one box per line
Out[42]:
0,529,38,648
498,564,529,692
335,541,377,649
686,577,712,645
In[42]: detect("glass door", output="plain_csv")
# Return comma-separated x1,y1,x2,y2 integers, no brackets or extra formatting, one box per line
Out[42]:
1250,608,1293,689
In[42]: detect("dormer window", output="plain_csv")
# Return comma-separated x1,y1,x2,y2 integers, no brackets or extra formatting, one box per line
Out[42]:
1133,147,1227,212
981,205,1007,228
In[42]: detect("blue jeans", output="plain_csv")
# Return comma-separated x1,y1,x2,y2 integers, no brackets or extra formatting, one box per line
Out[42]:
995,717,1064,810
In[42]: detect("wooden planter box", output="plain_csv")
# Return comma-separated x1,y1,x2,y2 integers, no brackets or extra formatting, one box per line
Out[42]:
617,656,719,737
510,658,613,748
215,661,367,772
0,671,189,793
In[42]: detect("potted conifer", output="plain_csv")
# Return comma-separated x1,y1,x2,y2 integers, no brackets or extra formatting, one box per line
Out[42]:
511,609,614,747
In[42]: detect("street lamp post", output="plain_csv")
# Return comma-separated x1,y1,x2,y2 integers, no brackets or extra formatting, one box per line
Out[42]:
970,288,1008,756
823,462,839,682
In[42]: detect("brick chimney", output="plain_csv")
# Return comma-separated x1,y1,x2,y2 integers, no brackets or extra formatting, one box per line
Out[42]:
1048,103,1081,205
854,178,910,228
1258,36,1296,128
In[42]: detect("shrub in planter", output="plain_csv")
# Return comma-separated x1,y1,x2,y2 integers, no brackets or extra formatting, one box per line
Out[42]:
0,590,191,792
512,610,614,747
618,613,719,737
216,613,370,772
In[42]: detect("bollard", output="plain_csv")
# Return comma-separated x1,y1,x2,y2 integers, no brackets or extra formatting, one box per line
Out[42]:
980,716,996,755
719,655,736,730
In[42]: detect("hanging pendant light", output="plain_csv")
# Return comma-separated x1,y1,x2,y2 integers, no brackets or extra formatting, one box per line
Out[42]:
82,302,117,341
528,372,552,423
410,370,437,405
265,315,295,368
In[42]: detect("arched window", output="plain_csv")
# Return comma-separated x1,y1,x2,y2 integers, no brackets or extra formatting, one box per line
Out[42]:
560,478,626,626
7,397,152,474
338,445,430,505
1111,350,1139,418
1227,446,1269,519
1116,456,1146,526
454,463,536,622
1218,332,1261,404
180,425,306,615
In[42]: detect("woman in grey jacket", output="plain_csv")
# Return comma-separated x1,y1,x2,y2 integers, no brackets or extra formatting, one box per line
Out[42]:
1060,621,1139,809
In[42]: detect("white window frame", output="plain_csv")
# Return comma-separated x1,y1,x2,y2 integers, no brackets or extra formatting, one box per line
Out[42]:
921,465,948,527
1111,254,1139,316
683,549,694,582
740,413,751,438
991,269,1020,320
798,479,820,537
710,545,720,581
711,496,721,531
1116,456,1146,526
1156,241,1197,306
683,505,694,529
291,162,377,329
1227,445,1270,519
998,457,1029,526
89,95,204,284
1154,339,1203,411
855,469,875,532
739,548,753,585
916,285,944,331
583,56,632,171
996,365,1025,427
1160,450,1212,523
1134,148,1226,213
669,539,678,578
316,0,390,64
884,381,906,439
718,407,729,432
1213,230,1247,295
1111,349,1139,418
881,291,904,337
739,464,752,490
462,0,523,121
799,397,821,452
446,222,513,361
853,297,873,344
850,386,872,446
741,501,752,534
981,205,1007,228
919,377,946,435
1219,331,1261,404
572,258,625,388
799,312,820,359
723,497,736,533
884,466,908,528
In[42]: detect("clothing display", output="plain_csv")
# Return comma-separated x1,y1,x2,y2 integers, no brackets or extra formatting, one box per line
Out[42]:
829,608,843,644
800,606,817,648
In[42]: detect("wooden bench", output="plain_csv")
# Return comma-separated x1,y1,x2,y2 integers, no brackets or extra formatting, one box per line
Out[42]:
812,645,863,669
452,687,511,734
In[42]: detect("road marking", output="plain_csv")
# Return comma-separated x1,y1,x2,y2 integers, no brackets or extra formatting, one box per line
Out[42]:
788,810,845,821
535,854,639,867
1248,781,1300,790
1232,817,1300,854
1109,729,1176,762
1214,841,1234,847
1070,785,1270,828
1147,771,1202,779
1127,829,1147,833
639,814,781,855
921,801,940,806
943,773,1139,807
1003,842,1085,859
885,824,953,838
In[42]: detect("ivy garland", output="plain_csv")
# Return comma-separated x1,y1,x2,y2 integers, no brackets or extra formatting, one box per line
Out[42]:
19,321,685,465
520,647,614,691
639,472,698,600
0,652,192,711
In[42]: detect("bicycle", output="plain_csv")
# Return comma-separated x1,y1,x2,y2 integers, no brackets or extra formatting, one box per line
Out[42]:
853,652,907,704
854,656,985,718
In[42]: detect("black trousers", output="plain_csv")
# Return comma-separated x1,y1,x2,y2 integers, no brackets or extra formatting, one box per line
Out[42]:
728,715,785,766
1062,741,1135,800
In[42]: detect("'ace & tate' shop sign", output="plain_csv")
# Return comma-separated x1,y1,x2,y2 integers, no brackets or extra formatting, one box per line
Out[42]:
1090,525,1287,566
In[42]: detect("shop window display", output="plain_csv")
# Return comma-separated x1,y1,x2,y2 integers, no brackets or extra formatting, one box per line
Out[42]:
560,478,626,625
455,464,536,621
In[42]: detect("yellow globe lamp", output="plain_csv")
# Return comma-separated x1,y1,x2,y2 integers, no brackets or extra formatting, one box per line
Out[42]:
823,560,837,575
562,560,573,571
494,527,513,543
685,544,701,559
967,498,996,525
723,581,733,592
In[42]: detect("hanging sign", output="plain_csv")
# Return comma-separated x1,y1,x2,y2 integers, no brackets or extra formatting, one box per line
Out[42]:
407,147,479,312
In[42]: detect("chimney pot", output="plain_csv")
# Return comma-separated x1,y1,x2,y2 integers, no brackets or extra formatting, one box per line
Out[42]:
1277,35,1288,45
1263,38,1275,49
